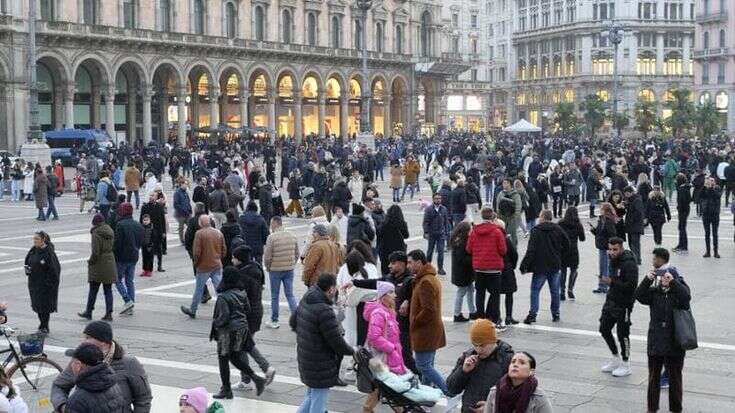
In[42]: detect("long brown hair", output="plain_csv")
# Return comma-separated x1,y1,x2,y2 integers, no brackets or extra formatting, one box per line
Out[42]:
599,202,617,221
449,221,472,249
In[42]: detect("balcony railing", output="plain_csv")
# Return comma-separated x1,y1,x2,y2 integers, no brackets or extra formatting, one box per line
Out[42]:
696,11,728,23
693,47,730,59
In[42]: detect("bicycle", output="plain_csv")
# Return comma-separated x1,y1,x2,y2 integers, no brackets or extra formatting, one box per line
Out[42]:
1,326,63,412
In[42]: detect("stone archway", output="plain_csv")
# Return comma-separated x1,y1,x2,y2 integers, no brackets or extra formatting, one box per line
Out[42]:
37,55,69,131
112,60,147,144
247,68,274,134
390,76,408,136
72,58,109,130
324,73,345,137
218,66,245,129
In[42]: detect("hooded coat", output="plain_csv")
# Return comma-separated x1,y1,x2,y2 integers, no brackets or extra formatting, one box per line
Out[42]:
466,222,507,272
346,214,375,245
519,221,570,275
64,363,126,413
237,211,269,257
363,301,406,375
604,250,639,313
88,223,118,284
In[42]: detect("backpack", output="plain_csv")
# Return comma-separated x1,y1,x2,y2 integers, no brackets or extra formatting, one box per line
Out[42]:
105,181,118,203
230,235,245,251
498,196,516,216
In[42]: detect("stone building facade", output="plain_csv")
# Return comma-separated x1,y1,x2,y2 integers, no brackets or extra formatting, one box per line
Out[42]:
0,0,461,150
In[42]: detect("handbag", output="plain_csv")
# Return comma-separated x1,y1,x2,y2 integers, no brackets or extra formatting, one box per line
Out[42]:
673,308,698,351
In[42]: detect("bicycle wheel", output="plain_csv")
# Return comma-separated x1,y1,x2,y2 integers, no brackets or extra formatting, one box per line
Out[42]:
7,355,63,413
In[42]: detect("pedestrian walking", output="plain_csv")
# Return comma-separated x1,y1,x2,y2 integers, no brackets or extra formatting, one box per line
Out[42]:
558,206,585,300
672,174,691,253
238,201,270,266
79,214,117,322
24,231,60,334
377,204,409,275
291,273,355,413
262,216,300,329
181,215,225,319
466,207,508,325
407,249,448,395
113,202,143,316
622,186,645,265
599,237,638,378
700,176,721,258
590,202,618,294
519,210,569,324
33,168,49,221
173,177,193,243
645,186,671,246
123,163,142,209
636,248,692,413
44,165,60,220
450,221,477,323
423,193,451,276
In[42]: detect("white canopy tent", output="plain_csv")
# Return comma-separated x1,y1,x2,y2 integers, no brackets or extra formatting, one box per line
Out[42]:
503,119,542,133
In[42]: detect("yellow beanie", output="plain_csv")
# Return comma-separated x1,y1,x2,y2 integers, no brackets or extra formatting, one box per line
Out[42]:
470,319,497,346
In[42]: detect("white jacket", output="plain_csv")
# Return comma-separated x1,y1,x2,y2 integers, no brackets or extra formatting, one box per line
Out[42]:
0,386,28,413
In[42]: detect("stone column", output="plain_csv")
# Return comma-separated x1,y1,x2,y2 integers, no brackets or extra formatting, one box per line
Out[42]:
209,86,220,128
682,34,691,75
53,87,64,130
383,93,392,137
91,87,102,129
340,91,349,138
177,87,187,145
239,88,249,129
105,85,116,142
656,32,665,75
293,91,303,143
64,84,75,129
318,96,326,137
142,87,153,144
268,95,276,142
127,86,137,143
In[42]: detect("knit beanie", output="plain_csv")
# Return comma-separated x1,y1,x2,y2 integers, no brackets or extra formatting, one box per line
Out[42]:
470,319,497,346
83,321,113,344
91,213,105,226
376,281,395,299
118,202,133,217
352,203,365,215
179,387,209,413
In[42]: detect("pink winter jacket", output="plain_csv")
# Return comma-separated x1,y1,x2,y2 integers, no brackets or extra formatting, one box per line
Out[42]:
363,301,407,375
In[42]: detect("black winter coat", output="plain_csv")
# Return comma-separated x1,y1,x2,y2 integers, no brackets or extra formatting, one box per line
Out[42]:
258,184,274,218
238,211,269,256
635,270,691,356
604,250,639,313
65,364,125,413
378,219,408,275
446,341,514,412
699,187,722,220
451,239,474,287
676,183,692,213
25,245,61,314
558,219,585,268
210,288,252,356
624,195,645,234
331,182,352,214
422,205,450,238
645,196,671,225
438,185,452,212
236,262,265,333
519,222,569,274
450,186,468,214
220,222,241,267
500,234,518,294
114,217,143,263
346,215,375,245
290,287,354,389
591,216,617,250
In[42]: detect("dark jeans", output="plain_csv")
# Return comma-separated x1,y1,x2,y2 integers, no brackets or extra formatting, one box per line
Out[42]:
503,294,514,320
647,354,684,412
651,223,664,245
599,309,631,361
475,273,501,323
551,194,563,217
426,236,445,272
99,203,111,219
218,350,259,390
45,195,59,219
677,210,689,249
703,217,719,254
452,213,466,226
126,190,140,208
85,282,113,315
628,233,642,264
560,266,578,293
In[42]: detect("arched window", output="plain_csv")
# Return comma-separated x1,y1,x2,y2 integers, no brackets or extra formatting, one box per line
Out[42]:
375,22,383,52
704,31,710,49
83,0,97,25
331,16,341,48
354,19,362,49
254,5,265,40
193,0,205,34
307,12,317,46
282,9,292,44
719,29,726,48
225,2,237,39
160,0,171,31
420,11,431,57
395,25,403,54
639,89,656,103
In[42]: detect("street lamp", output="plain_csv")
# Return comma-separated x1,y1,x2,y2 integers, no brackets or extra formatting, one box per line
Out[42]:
607,21,624,139
356,0,373,137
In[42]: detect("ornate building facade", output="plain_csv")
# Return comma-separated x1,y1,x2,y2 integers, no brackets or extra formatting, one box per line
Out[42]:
0,0,463,150
507,0,694,132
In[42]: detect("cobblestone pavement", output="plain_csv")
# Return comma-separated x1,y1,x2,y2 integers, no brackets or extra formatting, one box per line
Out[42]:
0,176,734,412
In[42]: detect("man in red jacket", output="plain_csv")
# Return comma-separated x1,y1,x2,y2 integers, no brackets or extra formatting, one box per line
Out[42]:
466,207,508,327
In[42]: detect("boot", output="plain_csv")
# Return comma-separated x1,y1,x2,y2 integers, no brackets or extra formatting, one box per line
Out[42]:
78,311,92,320
254,375,266,396
567,270,578,300
201,288,212,304
101,313,113,322
212,387,233,399
589,204,596,218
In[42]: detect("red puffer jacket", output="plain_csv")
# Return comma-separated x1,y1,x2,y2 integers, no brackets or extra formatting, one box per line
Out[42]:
466,222,507,271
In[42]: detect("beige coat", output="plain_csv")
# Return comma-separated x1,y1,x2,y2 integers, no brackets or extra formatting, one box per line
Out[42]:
263,229,300,272
302,238,343,287
124,167,142,191
389,165,403,189
403,160,421,184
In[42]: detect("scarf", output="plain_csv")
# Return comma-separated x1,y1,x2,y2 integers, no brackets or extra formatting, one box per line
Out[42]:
103,341,116,366
494,374,538,413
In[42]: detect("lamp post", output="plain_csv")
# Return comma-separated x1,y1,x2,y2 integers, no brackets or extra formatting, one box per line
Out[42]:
356,0,373,139
608,21,624,139
27,0,42,142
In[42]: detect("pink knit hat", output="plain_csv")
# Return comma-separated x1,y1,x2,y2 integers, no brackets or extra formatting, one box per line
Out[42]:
179,387,208,413
376,281,395,299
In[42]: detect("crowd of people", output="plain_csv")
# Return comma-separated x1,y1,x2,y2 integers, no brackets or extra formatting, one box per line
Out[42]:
0,129,732,412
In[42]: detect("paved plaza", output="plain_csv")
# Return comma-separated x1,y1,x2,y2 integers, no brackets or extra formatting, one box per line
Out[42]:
0,175,734,412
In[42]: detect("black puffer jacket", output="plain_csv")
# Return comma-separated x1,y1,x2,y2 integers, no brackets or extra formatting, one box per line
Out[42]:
236,262,265,333
65,363,125,413
519,222,569,274
624,194,645,234
346,215,375,245
558,219,585,268
238,211,269,256
451,239,474,287
450,186,468,214
446,340,514,412
676,183,692,213
591,216,617,250
290,286,354,389
219,222,241,267
645,196,671,225
635,268,691,356
331,182,352,214
699,187,722,220
604,250,639,313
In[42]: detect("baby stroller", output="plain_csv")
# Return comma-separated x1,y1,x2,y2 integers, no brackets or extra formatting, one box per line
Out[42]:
352,347,436,413
300,186,315,216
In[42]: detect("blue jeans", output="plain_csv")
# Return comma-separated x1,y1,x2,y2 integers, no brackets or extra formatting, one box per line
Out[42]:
269,270,297,322
529,271,561,318
400,183,416,200
527,218,537,231
426,236,445,271
484,182,494,204
375,166,384,180
297,387,330,413
115,261,137,304
45,195,58,219
598,248,610,277
452,213,466,225
392,188,400,202
11,180,21,201
190,269,222,314
414,351,448,394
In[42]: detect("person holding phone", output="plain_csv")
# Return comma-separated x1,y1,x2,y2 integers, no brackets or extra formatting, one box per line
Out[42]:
699,176,721,258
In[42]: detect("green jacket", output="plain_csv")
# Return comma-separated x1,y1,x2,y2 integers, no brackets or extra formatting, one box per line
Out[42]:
664,159,679,180
88,223,118,284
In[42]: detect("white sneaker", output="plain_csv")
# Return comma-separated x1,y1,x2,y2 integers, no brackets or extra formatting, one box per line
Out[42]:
232,381,254,391
264,367,276,385
601,356,621,373
119,301,134,315
344,369,356,382
266,321,280,329
612,361,632,377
